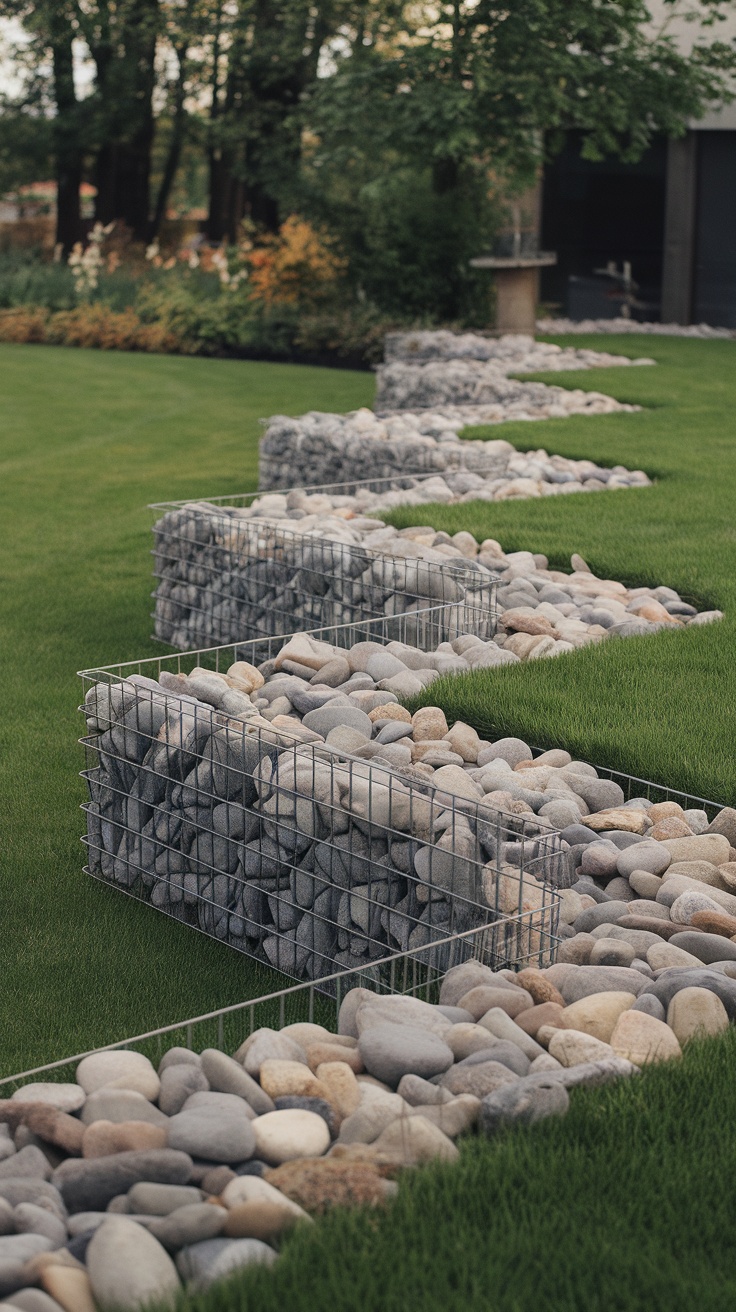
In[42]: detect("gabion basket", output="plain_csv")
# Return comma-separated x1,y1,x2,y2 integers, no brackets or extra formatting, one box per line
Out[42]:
79,613,563,986
151,495,498,651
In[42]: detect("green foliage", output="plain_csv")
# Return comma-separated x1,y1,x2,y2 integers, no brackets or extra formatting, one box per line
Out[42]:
301,161,499,321
0,248,76,310
0,110,52,194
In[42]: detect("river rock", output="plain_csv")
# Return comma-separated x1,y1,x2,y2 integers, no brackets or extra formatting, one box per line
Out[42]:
86,1218,180,1309
252,1110,331,1165
167,1105,255,1164
358,1024,453,1087
479,1078,570,1135
76,1053,160,1102
609,1010,682,1064
666,987,730,1043
558,992,636,1043
53,1150,193,1213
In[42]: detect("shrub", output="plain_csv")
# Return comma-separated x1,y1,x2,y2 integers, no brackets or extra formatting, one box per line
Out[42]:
247,217,347,307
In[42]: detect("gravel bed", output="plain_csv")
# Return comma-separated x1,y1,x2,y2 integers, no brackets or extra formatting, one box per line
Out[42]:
3,921,736,1308
536,318,735,338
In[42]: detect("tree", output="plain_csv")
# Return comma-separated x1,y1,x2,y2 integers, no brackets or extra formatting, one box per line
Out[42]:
308,0,736,195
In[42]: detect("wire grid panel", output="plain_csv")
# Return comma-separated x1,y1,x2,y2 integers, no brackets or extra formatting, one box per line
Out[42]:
0,918,560,1090
79,622,563,986
151,504,498,651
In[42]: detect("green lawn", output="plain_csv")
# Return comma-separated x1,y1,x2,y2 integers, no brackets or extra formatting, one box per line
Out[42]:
1,335,735,1078
0,346,373,1077
2,336,736,1311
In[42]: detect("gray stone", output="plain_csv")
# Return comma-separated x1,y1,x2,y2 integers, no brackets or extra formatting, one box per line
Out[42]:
639,969,736,1018
616,842,671,878
2,1290,66,1312
12,1205,66,1249
148,1204,227,1252
554,965,648,1003
80,1089,169,1127
395,1075,454,1108
158,1049,202,1075
199,1050,274,1115
126,1184,202,1216
53,1150,193,1213
159,1065,210,1117
456,1041,529,1077
569,778,625,812
302,706,372,739
0,1202,12,1238
631,994,666,1021
668,931,736,964
0,1237,54,1264
479,1078,569,1135
86,1218,181,1310
167,1106,256,1164
0,1183,65,1217
573,901,630,934
176,1237,277,1291
440,1061,519,1098
0,1151,50,1184
358,1023,453,1088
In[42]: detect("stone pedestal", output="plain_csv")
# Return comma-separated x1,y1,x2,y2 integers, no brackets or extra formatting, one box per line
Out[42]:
470,254,557,333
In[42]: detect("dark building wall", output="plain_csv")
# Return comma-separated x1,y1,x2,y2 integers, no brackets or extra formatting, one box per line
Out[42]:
693,132,736,327
540,133,668,315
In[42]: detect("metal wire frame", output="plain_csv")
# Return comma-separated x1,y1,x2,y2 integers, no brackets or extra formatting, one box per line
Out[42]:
151,506,498,650
530,748,725,823
78,609,564,984
148,469,468,514
0,917,559,1090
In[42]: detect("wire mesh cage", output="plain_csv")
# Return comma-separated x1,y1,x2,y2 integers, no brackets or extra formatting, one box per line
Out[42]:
151,493,498,651
79,613,564,987
0,919,559,1090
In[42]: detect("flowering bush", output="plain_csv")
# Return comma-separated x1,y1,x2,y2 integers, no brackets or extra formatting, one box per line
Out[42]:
247,217,346,307
67,223,115,297
0,303,179,352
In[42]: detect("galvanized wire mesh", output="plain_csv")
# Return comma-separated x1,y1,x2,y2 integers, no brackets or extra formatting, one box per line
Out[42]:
151,501,497,651
79,612,563,986
0,919,557,1089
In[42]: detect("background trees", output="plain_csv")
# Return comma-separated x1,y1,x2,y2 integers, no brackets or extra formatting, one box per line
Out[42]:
0,0,734,313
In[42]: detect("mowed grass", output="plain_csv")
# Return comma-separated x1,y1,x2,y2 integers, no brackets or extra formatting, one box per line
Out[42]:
0,345,373,1076
172,1027,736,1312
388,336,736,804
1,335,735,1073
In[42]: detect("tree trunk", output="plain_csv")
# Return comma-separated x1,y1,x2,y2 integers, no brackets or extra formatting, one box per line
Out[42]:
50,10,83,253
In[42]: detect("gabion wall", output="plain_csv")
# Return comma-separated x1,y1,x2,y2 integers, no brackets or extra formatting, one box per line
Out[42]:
152,502,498,651
79,620,564,983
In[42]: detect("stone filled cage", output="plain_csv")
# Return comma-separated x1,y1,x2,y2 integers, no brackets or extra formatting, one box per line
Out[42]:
79,613,564,986
257,415,512,491
151,481,498,651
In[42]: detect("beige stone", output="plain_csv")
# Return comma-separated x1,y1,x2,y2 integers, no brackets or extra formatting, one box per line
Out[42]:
258,1059,329,1103
305,1042,364,1074
515,1002,566,1038
558,992,636,1043
661,834,732,866
223,1199,306,1241
515,968,565,1007
40,1267,97,1312
443,722,481,763
411,707,448,741
368,703,412,724
585,809,648,835
458,985,533,1021
226,661,265,693
547,1029,615,1067
690,909,736,936
610,1010,681,1064
82,1119,167,1158
314,1063,361,1119
648,801,686,822
666,987,730,1044
650,817,693,841
75,1051,160,1101
444,1023,497,1061
667,860,730,889
646,941,703,971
